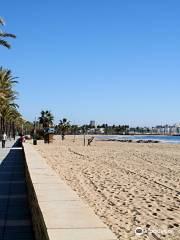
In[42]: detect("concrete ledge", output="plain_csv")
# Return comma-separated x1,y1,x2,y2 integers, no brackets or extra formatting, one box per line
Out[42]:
23,143,117,240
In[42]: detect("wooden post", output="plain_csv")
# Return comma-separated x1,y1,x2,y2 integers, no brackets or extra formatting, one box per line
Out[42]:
84,132,86,146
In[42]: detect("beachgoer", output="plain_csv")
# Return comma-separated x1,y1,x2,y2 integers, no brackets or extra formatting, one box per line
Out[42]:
2,133,7,148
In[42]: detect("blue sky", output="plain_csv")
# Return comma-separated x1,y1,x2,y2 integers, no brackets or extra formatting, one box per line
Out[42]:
1,0,180,126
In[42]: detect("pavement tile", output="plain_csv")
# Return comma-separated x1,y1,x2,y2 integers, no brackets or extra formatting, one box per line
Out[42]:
48,228,117,240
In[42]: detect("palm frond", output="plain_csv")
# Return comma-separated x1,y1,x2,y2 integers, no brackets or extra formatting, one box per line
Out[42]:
0,18,5,26
0,39,10,48
9,103,19,108
0,33,16,38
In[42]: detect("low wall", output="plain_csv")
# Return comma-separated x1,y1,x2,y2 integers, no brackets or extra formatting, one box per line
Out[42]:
23,143,117,240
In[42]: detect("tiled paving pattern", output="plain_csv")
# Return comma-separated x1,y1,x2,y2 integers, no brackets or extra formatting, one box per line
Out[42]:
0,140,35,240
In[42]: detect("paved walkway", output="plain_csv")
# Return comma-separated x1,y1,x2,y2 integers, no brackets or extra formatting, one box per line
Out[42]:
0,140,35,240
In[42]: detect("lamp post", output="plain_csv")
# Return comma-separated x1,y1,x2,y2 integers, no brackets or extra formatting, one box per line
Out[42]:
33,117,37,145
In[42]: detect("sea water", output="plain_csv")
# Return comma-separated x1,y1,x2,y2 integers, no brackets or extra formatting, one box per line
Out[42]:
96,135,180,144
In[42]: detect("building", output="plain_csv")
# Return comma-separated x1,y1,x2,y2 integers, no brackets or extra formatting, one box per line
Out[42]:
96,128,105,134
89,121,95,127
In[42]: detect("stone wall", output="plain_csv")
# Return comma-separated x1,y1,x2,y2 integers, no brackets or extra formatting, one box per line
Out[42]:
23,143,117,240
23,147,50,240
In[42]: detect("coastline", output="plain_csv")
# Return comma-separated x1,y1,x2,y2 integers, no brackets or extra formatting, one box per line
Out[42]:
95,134,180,144
34,135,180,240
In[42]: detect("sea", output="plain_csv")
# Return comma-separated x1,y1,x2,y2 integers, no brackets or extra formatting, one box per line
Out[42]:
96,135,180,144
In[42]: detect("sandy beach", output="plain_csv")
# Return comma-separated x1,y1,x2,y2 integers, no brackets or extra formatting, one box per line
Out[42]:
34,135,180,240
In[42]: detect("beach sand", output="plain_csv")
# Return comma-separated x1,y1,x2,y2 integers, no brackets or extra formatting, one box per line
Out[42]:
34,135,180,240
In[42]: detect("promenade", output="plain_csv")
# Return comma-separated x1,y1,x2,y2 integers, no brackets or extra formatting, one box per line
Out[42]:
0,140,35,240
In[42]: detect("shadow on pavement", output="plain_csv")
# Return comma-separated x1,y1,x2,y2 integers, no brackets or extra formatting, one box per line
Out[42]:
0,141,35,240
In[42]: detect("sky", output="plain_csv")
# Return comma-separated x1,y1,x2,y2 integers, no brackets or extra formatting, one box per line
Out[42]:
1,0,180,127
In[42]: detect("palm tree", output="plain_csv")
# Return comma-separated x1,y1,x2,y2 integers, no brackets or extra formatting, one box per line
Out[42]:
0,17,16,49
0,67,19,136
3,106,22,136
59,118,70,140
39,110,54,128
71,125,79,142
0,67,18,102
23,121,34,135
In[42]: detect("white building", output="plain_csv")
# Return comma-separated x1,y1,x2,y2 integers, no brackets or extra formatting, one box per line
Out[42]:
96,128,105,134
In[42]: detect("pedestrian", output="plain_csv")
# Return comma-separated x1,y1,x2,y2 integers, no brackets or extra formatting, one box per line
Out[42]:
2,132,7,148
19,134,25,147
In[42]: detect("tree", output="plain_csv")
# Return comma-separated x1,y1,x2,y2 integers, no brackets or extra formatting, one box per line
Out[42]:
0,67,20,136
39,110,54,128
23,121,34,135
59,118,70,140
0,17,16,49
0,68,18,102
71,125,79,142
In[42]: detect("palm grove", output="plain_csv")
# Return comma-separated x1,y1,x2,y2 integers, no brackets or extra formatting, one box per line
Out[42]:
0,17,32,137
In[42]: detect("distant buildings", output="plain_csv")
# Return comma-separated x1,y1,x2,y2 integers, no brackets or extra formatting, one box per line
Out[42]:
89,121,96,127
121,123,180,135
132,124,180,135
158,124,180,135
95,128,105,134
84,121,180,135
87,128,105,134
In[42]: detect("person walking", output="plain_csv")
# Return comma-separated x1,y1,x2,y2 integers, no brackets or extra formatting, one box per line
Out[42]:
2,132,7,148
19,134,25,147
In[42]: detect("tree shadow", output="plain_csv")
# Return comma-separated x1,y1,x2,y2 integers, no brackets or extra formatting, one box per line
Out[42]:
0,141,35,239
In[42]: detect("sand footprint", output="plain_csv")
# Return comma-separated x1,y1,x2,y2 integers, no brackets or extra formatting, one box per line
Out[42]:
167,208,174,211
